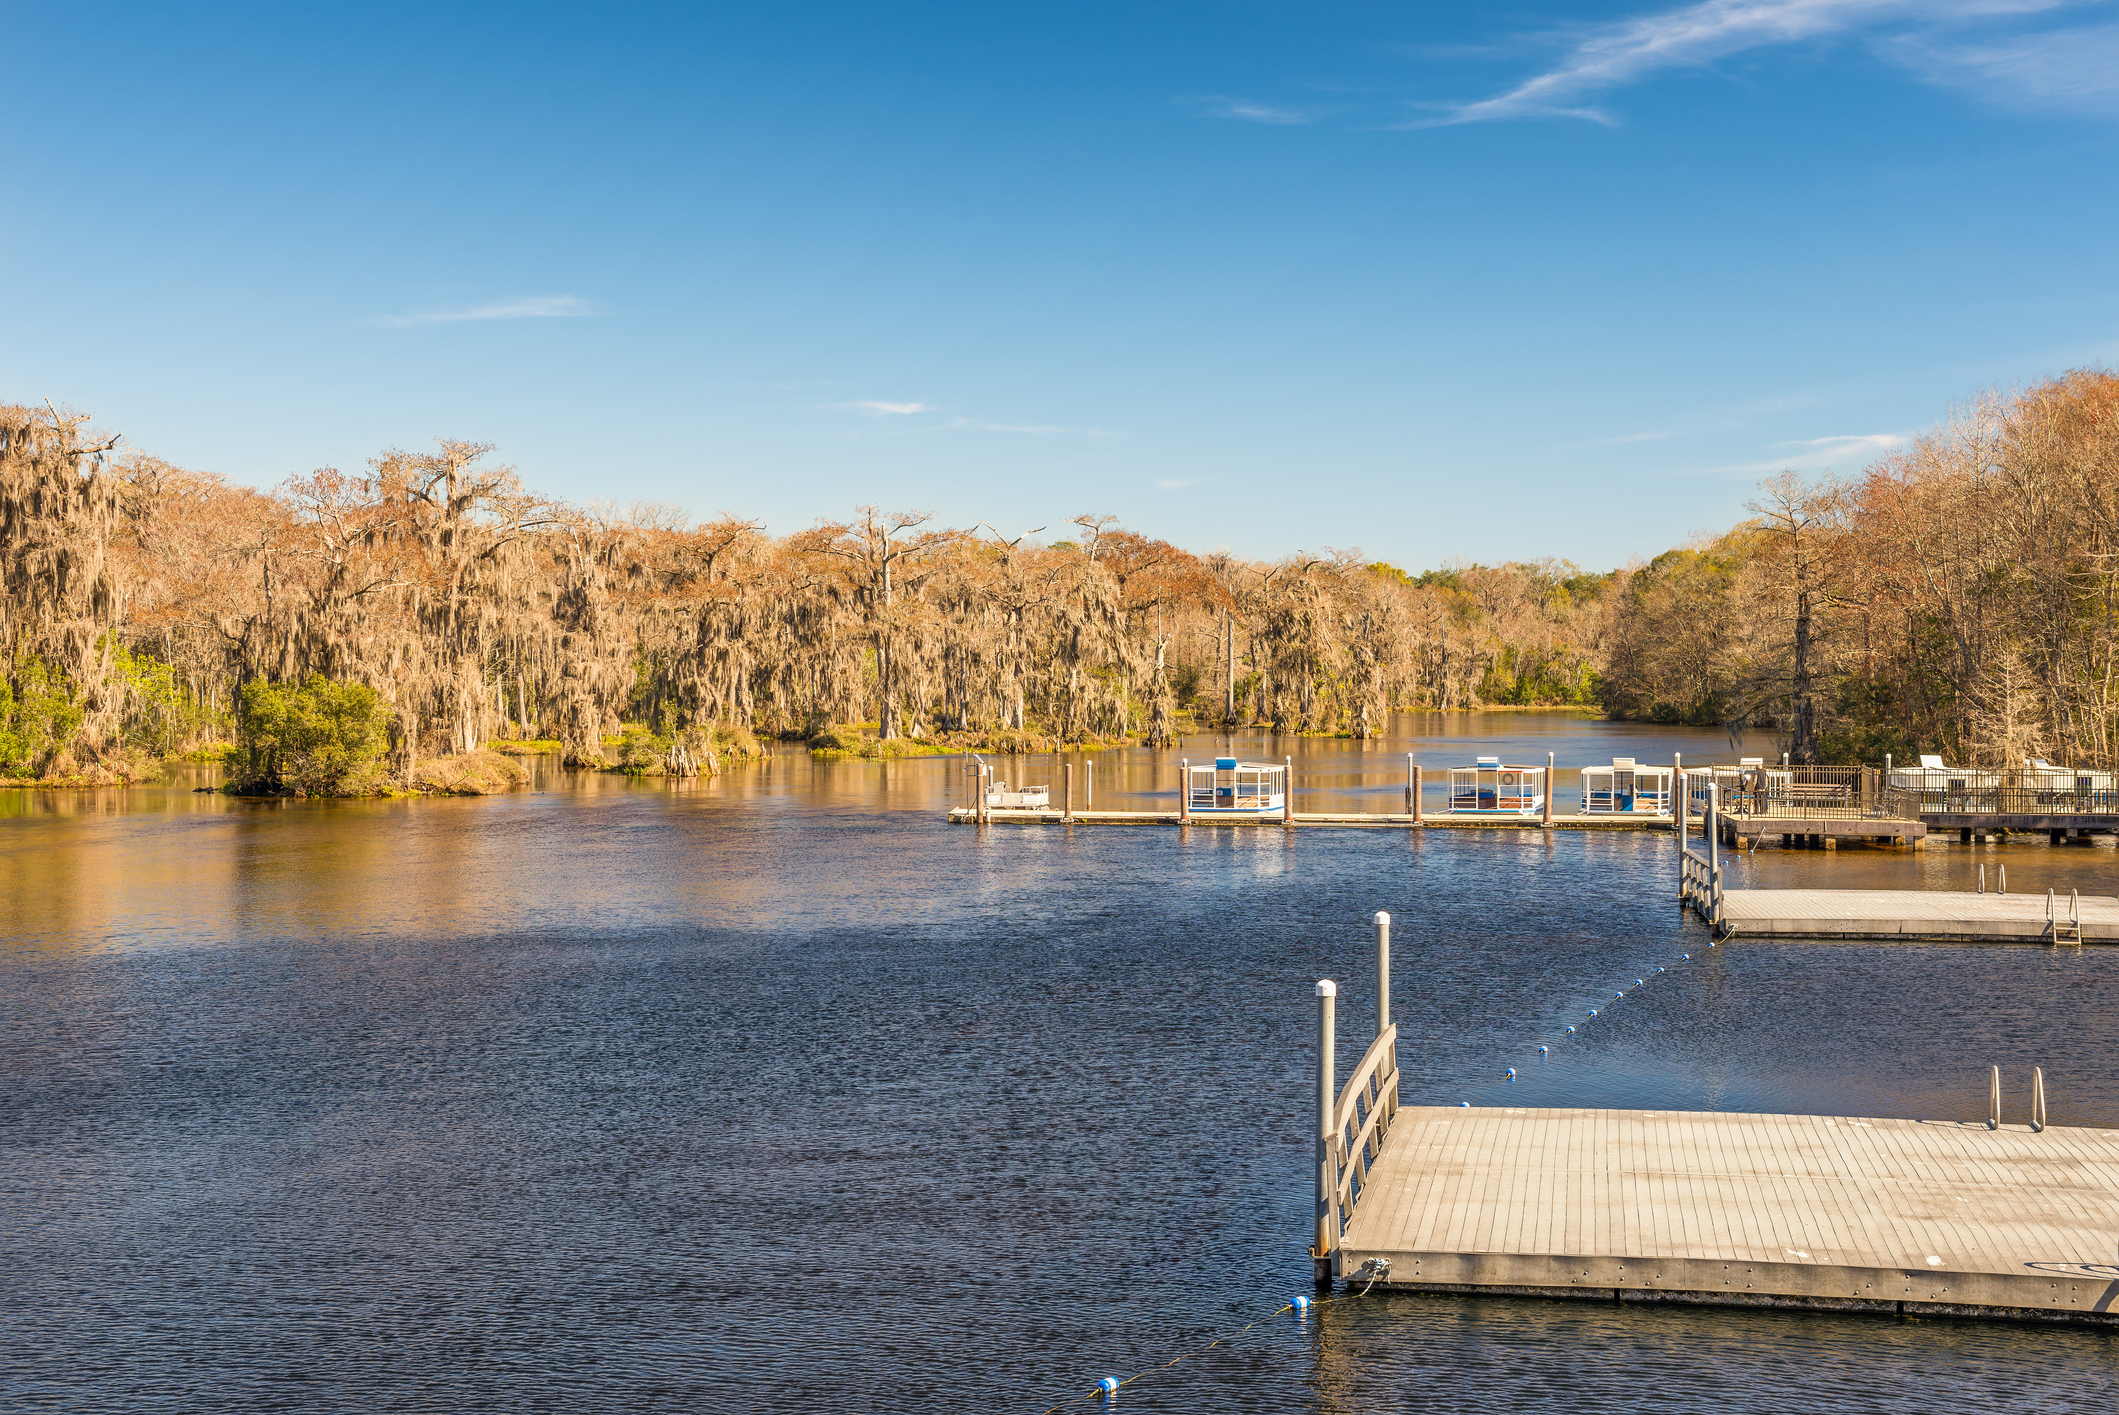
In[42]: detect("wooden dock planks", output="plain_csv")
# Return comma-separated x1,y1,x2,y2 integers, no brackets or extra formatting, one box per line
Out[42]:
1339,1105,2119,1320
1721,888,2119,941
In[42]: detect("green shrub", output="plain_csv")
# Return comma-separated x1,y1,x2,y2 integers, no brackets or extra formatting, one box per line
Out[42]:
610,724,668,775
228,674,390,795
0,657,85,776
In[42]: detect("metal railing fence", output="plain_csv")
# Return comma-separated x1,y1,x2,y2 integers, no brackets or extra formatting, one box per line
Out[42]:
1685,764,1884,820
1881,768,2119,819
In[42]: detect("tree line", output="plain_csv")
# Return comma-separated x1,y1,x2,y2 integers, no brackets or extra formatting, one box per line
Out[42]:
1600,369,2119,769
3,368,2112,788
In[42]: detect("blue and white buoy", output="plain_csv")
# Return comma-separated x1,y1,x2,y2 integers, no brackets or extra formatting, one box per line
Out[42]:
1098,1377,1120,1395
1506,1067,1517,1079
1293,1294,1311,1312
1538,1045,1548,1054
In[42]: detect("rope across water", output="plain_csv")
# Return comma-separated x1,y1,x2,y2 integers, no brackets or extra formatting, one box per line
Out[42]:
1034,1276,1388,1412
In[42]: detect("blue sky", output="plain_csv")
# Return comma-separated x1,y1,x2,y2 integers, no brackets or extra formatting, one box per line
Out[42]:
6,2,2118,569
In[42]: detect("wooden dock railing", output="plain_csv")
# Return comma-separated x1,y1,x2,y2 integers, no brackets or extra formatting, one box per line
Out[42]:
1676,782,1724,932
1313,912,1400,1283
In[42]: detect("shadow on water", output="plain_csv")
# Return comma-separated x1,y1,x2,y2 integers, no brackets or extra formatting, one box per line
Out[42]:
2,715,2116,1410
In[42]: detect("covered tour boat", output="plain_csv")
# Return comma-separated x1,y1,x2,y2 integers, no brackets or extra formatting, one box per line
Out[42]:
1579,757,1674,815
1183,757,1288,816
1447,757,1546,817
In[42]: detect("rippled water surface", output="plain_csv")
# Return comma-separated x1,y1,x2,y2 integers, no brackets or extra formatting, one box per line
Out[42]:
5,714,2117,1411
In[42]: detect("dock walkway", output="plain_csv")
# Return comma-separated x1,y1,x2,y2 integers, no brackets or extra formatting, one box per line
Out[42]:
1309,913,2119,1324
947,808,1671,829
1720,888,2119,941
1339,1105,2119,1321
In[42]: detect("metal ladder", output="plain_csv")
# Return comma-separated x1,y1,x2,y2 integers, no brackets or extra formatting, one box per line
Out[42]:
2044,887,2082,945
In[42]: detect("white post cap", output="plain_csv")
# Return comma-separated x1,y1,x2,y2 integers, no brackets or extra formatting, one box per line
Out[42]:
1316,979,1337,997
1374,910,1390,925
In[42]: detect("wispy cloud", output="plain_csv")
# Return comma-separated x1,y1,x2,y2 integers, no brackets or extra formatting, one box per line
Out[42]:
848,400,932,415
1185,94,1328,125
1883,19,2119,113
1686,428,1910,477
1156,478,1204,490
1776,431,1909,450
1410,0,2119,127
370,295,596,327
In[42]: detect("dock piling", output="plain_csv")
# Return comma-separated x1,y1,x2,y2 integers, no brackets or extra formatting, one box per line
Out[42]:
1412,765,1423,826
1179,758,1189,823
1375,912,1391,1034
1543,752,1555,828
1674,756,1687,901
1064,763,1073,822
1086,760,1093,809
1285,755,1294,830
1314,978,1338,1286
1989,1066,2002,1130
2033,1067,2048,1132
1405,754,1414,814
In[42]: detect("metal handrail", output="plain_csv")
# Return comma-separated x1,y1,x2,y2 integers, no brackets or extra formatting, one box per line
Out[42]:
1313,912,1400,1283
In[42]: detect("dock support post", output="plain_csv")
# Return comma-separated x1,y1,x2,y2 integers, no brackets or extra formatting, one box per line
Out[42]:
1285,755,1294,830
1064,764,1074,822
1543,751,1555,828
2032,1067,2047,1132
1707,784,1722,932
1406,753,1414,815
1314,979,1338,1286
1179,759,1189,823
1674,762,1688,900
1988,1066,2002,1130
1375,912,1391,1034
1086,760,1093,809
1412,765,1423,827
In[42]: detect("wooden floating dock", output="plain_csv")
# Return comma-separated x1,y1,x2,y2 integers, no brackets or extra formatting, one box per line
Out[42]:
1338,1104,2119,1323
1311,914,2119,1326
947,808,1672,829
1719,814,1927,848
1720,888,2118,942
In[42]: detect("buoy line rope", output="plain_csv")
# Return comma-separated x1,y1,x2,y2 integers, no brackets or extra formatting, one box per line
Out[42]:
1465,932,1724,1104
1034,1277,1385,1412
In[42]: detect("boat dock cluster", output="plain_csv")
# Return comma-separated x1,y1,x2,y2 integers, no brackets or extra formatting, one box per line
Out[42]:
952,749,2119,849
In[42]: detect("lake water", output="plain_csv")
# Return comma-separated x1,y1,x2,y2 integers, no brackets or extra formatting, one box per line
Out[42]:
5,713,2117,1412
